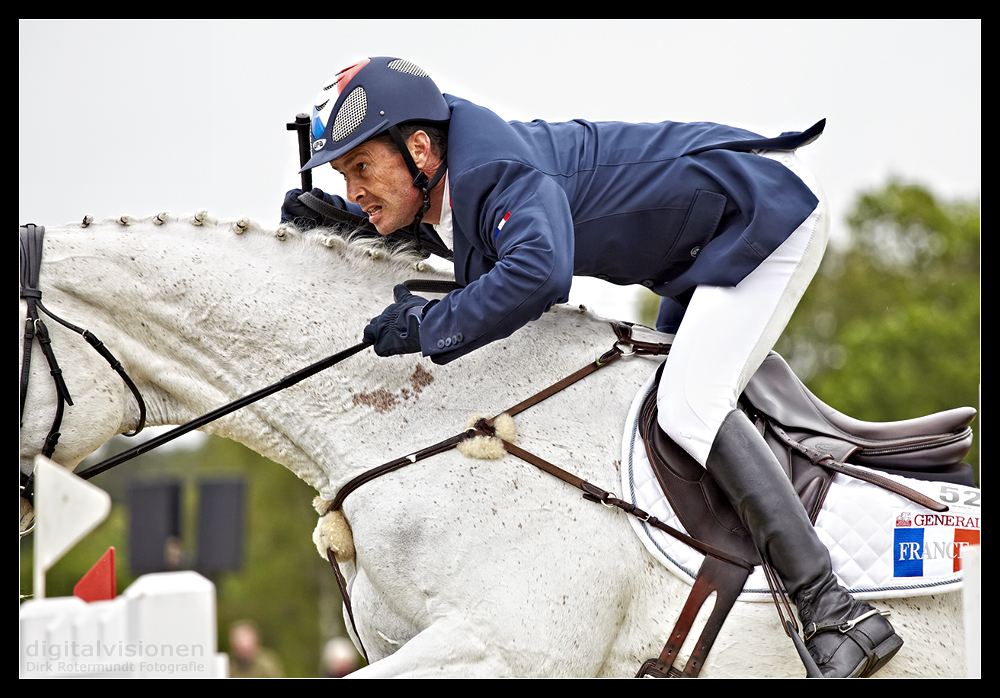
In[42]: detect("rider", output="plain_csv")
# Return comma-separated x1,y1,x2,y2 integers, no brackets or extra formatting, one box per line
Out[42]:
282,56,902,678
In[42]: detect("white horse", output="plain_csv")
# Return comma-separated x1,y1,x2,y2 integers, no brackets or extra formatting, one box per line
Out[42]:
19,213,967,678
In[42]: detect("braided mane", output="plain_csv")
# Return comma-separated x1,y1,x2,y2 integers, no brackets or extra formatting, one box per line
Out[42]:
69,210,448,278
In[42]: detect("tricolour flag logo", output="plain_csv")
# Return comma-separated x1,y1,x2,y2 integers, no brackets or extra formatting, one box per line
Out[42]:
893,515,980,578
495,211,511,238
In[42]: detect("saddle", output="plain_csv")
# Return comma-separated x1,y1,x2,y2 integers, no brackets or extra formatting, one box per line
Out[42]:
635,351,976,677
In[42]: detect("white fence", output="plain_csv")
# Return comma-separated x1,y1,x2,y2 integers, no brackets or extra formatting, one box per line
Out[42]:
20,570,227,678
20,456,227,678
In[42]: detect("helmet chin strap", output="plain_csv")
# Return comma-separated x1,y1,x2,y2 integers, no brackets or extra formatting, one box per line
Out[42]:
388,125,447,255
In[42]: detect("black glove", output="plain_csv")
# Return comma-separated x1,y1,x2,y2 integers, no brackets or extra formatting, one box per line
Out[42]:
280,187,345,230
363,285,434,357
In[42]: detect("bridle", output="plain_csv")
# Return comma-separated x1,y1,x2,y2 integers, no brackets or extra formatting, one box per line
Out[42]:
19,224,147,507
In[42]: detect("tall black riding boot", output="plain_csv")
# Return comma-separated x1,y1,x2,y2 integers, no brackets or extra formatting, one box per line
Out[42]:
705,410,903,678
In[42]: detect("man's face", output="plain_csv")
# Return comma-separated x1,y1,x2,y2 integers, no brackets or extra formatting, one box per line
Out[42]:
330,138,421,235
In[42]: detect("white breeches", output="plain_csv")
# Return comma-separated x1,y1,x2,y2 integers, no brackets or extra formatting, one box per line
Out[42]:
656,151,830,466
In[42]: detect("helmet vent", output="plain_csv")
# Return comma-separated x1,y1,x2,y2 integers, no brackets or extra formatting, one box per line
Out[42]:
330,86,367,142
387,59,429,78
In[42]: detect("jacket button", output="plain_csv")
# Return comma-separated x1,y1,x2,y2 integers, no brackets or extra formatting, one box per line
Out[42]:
455,333,463,343
690,246,701,258
437,339,446,349
641,279,654,288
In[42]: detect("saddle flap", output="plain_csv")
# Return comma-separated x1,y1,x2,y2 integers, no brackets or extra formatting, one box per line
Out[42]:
743,352,976,474
638,376,761,565
640,364,837,556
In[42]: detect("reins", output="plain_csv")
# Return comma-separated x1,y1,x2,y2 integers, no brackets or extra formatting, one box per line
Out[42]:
71,340,372,486
17,221,459,509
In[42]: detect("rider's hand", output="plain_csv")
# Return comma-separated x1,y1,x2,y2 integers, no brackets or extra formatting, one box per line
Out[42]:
280,187,343,230
363,285,435,357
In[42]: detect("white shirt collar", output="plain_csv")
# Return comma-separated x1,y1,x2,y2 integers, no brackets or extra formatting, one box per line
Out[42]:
432,170,453,252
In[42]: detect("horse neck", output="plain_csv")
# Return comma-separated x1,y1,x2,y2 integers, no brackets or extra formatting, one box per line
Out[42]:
36,215,654,502
39,216,442,491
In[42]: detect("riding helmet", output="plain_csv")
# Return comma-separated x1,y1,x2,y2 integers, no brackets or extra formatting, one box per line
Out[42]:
299,57,451,173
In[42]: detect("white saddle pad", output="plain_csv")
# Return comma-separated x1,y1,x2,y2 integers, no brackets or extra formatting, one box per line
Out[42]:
621,368,980,602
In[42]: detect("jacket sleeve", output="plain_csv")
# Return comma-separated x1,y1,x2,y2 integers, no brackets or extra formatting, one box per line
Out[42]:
418,162,575,364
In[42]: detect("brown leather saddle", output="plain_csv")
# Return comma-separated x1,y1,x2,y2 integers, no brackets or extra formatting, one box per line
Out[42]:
635,351,976,677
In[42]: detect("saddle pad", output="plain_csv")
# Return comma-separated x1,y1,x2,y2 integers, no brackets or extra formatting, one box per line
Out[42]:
621,368,981,602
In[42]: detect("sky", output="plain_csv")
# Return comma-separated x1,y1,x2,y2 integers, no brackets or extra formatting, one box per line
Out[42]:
19,19,980,323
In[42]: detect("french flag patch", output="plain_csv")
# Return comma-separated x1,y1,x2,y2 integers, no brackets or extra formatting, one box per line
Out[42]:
892,509,981,578
495,211,511,238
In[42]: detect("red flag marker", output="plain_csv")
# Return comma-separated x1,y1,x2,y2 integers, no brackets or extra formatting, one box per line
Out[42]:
73,547,116,602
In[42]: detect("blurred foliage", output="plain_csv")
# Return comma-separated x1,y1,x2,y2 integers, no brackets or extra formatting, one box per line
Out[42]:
639,180,980,481
20,434,362,677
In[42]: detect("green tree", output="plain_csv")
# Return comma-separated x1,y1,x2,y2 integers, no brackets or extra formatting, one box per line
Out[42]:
777,180,980,481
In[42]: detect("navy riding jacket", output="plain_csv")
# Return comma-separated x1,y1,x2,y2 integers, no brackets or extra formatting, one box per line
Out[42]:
316,95,823,364
417,95,822,363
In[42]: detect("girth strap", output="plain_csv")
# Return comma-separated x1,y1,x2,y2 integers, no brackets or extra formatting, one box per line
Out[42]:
636,556,751,678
